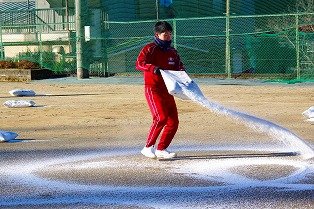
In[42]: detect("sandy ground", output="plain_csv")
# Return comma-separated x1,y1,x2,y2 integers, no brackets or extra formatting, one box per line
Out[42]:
0,77,313,208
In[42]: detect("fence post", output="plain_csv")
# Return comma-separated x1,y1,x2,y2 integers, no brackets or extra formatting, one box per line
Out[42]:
103,13,109,77
0,25,4,59
295,14,300,80
155,0,159,21
38,28,43,67
173,19,177,49
225,0,231,79
75,0,89,78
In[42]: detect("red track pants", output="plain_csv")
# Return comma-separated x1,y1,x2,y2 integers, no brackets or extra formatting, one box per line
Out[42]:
144,86,179,150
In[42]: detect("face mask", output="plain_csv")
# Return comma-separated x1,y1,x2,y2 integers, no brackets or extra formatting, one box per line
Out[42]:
154,36,172,51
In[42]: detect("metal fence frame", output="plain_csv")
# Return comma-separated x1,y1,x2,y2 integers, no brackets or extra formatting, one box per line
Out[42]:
0,7,313,80
103,12,313,80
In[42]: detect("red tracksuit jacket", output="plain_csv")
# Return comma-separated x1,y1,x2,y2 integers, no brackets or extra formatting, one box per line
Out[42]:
136,42,184,88
136,42,185,150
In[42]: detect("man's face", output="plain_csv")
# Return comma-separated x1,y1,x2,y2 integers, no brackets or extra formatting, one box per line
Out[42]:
156,30,172,41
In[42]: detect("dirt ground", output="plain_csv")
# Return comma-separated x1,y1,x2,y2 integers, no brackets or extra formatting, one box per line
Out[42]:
0,77,313,208
0,77,313,150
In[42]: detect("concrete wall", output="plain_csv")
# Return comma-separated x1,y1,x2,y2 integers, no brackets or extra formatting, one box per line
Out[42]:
35,0,50,9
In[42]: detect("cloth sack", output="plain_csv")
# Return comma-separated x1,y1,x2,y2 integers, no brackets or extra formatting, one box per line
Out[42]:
160,70,206,101
302,106,314,119
306,118,314,124
160,70,193,100
0,130,18,142
3,100,36,108
9,89,36,97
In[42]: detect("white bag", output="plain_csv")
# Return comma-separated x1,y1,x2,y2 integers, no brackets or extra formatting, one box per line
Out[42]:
302,106,314,119
3,100,36,108
160,70,192,100
160,70,206,101
0,130,18,142
9,89,36,97
306,118,314,124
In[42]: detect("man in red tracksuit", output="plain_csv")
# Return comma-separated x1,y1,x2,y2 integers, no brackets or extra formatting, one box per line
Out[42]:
136,21,185,159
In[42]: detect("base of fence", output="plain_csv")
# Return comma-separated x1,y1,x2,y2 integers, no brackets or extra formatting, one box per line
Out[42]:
0,68,52,82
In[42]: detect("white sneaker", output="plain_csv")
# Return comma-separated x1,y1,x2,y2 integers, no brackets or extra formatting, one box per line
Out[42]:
141,146,156,158
155,149,177,159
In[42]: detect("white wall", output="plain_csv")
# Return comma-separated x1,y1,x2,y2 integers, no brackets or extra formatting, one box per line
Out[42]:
35,0,50,9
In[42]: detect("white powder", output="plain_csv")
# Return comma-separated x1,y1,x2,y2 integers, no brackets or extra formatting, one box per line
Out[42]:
161,70,314,159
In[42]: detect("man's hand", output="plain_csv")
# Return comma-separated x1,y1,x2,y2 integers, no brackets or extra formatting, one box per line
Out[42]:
154,67,161,75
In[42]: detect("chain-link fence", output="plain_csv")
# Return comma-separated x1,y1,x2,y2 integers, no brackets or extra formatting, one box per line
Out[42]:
0,6,76,75
0,5,313,81
103,13,314,80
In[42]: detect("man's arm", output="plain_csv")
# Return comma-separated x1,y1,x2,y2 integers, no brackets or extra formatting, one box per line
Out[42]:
136,44,156,72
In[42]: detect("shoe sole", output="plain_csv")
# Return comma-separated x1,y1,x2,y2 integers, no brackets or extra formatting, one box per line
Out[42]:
156,154,176,159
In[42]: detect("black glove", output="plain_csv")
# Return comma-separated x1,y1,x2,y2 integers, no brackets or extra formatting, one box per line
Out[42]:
153,67,161,75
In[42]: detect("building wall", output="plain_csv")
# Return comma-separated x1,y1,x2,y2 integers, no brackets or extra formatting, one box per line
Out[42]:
36,0,50,9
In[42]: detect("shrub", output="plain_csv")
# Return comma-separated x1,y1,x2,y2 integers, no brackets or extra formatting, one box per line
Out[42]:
0,60,16,69
15,60,40,69
0,60,40,69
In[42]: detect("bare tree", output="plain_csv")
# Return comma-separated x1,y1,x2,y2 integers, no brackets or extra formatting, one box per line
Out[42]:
296,0,314,32
265,0,314,72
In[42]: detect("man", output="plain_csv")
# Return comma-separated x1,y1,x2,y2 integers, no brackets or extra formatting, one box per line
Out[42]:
136,21,185,159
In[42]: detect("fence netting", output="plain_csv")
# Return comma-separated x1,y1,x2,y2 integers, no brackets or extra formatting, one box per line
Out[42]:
0,0,313,81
